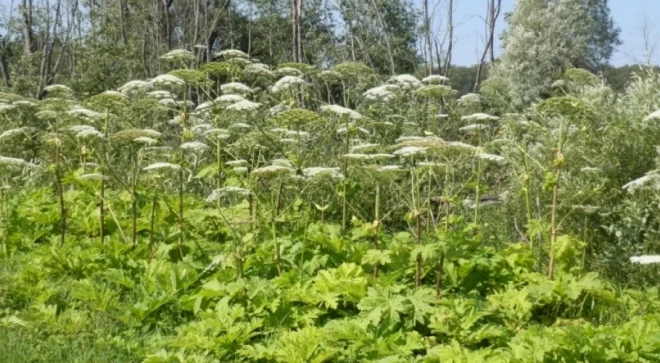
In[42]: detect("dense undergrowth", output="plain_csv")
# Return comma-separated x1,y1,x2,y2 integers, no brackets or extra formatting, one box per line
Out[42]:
1,50,660,362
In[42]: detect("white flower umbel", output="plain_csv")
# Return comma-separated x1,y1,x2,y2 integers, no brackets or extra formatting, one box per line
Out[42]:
272,76,306,93
0,156,36,168
457,93,481,106
350,143,380,153
14,100,36,107
44,84,73,93
269,104,291,116
343,153,395,161
272,158,294,168
143,162,182,172
395,136,424,143
190,123,212,135
78,173,108,181
446,141,478,152
147,90,176,100
221,82,252,95
70,125,96,133
205,187,251,202
251,165,295,177
387,74,423,90
76,128,105,139
0,104,16,112
226,100,261,112
459,124,490,133
67,107,103,119
581,167,601,174
215,94,245,104
226,160,248,167
159,98,178,107
244,64,274,78
461,113,499,122
195,101,214,112
35,110,57,120
144,146,173,153
622,171,660,193
0,127,32,140
118,80,154,95
215,49,249,59
151,74,185,87
160,49,195,62
228,122,252,131
422,75,449,84
321,104,363,120
177,100,195,109
101,90,129,99
180,141,209,152
363,85,397,102
394,146,427,157
643,110,660,122
205,128,231,140
284,130,310,138
142,129,162,138
630,255,660,264
476,153,506,165
275,67,304,77
133,136,158,145
303,167,344,180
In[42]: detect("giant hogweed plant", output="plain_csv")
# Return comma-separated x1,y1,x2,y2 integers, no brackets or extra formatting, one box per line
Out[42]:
0,55,659,361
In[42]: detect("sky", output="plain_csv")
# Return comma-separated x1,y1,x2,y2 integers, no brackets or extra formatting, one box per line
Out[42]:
444,0,660,66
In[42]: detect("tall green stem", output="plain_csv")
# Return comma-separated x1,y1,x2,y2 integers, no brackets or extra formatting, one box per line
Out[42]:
149,194,157,259
474,130,483,224
373,181,381,278
342,115,349,231
54,119,66,246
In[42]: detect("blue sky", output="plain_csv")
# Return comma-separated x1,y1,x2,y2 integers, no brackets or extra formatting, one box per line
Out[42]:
444,0,660,66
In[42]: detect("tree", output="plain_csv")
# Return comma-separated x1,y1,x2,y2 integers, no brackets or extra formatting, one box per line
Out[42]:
491,0,621,105
474,0,502,91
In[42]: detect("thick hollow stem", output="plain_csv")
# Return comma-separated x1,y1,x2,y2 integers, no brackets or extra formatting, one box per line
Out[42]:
149,194,157,259
415,213,422,287
342,116,349,231
435,254,445,298
474,157,482,224
373,181,381,278
55,138,66,246
178,167,184,259
548,167,562,280
272,189,282,275
99,178,105,243
131,186,137,248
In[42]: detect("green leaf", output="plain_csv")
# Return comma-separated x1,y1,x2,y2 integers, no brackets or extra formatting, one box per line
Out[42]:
361,249,392,266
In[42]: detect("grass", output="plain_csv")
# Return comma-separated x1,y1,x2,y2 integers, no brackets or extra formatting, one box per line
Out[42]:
0,327,135,363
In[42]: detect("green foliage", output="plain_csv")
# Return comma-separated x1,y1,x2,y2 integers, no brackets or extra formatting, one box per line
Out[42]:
1,47,660,363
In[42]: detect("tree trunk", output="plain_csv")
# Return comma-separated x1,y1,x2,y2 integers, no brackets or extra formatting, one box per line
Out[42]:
366,0,396,74
423,0,433,75
0,37,11,87
291,0,303,62
119,0,128,46
474,0,501,91
443,0,453,76
21,0,33,56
